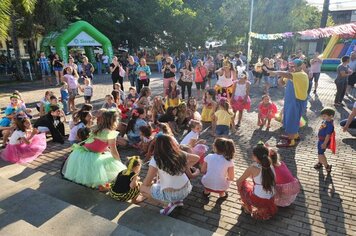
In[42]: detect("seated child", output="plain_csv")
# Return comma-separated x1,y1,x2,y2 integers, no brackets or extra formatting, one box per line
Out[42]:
158,107,179,135
187,97,201,121
258,94,278,128
150,96,165,124
102,94,118,110
125,87,139,107
109,156,144,203
201,138,235,199
1,116,46,163
68,110,92,144
113,83,125,104
77,127,91,144
126,108,147,146
138,125,153,155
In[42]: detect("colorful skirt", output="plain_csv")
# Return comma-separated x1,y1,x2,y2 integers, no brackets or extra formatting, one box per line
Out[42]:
1,133,47,164
274,178,300,207
109,186,140,201
238,180,277,220
215,85,234,101
231,96,251,112
62,144,127,188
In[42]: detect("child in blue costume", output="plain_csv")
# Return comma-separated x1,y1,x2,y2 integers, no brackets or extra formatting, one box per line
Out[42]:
62,110,126,188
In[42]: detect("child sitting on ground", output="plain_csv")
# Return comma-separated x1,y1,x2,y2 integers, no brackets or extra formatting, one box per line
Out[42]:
125,87,139,107
314,107,336,173
150,96,165,124
187,97,201,121
258,94,278,128
201,137,235,199
77,127,91,144
102,94,117,109
68,110,92,144
138,125,153,155
109,156,145,203
165,80,180,109
126,108,147,146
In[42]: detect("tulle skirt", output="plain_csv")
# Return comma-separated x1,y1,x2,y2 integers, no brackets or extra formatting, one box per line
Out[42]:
231,96,251,112
1,133,47,163
274,178,300,207
62,144,127,188
238,180,277,220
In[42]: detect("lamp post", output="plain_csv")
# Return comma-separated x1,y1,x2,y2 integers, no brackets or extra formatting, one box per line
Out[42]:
246,0,254,69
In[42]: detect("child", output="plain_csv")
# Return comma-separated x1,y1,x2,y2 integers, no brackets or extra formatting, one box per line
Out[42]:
180,120,208,164
201,89,217,123
270,149,300,207
187,97,201,121
165,80,180,109
113,83,125,104
213,98,235,136
231,71,251,127
102,94,117,109
201,138,235,199
158,107,179,135
125,87,139,107
135,87,151,111
252,62,263,86
60,82,69,115
126,108,147,145
258,94,278,128
37,90,53,116
69,104,93,129
236,143,277,220
151,96,165,123
12,91,32,118
77,127,91,143
109,156,144,203
314,108,336,173
138,125,153,155
176,102,189,130
1,116,46,163
64,66,80,113
83,77,93,104
44,95,63,114
68,110,92,144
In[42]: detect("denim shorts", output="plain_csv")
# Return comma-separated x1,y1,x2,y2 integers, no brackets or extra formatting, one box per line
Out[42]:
216,125,229,135
68,89,78,99
151,181,192,203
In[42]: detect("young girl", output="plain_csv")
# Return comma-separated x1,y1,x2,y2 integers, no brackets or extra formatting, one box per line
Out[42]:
135,87,151,111
236,143,277,220
201,89,217,123
62,110,126,188
138,125,153,155
83,77,93,104
213,98,235,136
102,94,117,109
187,97,201,121
77,127,91,143
258,94,278,128
270,149,300,207
60,82,69,115
150,96,165,123
127,108,147,145
37,90,53,116
68,111,92,144
113,83,125,104
64,66,80,113
69,104,93,129
125,87,139,107
231,71,251,127
201,138,235,199
158,107,179,135
165,80,180,109
109,156,144,203
1,116,46,163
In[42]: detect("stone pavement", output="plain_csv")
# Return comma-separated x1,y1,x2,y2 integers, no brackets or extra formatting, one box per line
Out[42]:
0,73,355,235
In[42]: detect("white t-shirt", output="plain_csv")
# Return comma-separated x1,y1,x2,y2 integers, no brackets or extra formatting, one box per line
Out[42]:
68,122,85,142
9,130,25,145
201,154,234,191
83,85,93,97
149,157,189,190
102,55,109,64
354,102,356,109
180,131,199,146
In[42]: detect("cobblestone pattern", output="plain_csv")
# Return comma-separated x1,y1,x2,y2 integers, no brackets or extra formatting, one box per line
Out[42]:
1,73,355,236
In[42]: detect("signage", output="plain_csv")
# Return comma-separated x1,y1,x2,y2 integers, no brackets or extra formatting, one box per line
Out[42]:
67,32,102,46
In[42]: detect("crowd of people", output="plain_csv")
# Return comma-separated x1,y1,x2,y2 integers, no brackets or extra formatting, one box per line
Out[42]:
0,48,356,220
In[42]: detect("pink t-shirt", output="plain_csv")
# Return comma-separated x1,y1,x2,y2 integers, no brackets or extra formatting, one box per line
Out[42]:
310,59,322,73
274,161,295,184
65,74,78,89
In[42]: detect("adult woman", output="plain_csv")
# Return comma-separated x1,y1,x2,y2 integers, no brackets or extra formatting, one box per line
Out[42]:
52,53,64,86
126,56,139,87
179,60,194,99
82,56,95,81
110,56,124,90
334,56,352,106
215,59,237,100
162,57,176,95
194,60,208,100
236,144,277,220
136,58,151,94
62,111,126,188
140,134,199,216
204,56,215,88
66,56,78,73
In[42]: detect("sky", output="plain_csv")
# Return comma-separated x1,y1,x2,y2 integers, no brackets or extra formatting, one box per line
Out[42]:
306,0,356,11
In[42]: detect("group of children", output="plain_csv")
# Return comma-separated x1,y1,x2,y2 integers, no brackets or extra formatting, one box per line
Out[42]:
0,56,338,219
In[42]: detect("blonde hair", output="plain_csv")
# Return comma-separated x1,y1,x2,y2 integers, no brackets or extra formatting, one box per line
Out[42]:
93,110,119,135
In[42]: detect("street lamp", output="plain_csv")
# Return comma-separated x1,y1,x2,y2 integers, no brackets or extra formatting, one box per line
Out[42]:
246,0,254,69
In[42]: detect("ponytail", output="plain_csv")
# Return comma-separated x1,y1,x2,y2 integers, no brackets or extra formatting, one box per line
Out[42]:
253,145,275,193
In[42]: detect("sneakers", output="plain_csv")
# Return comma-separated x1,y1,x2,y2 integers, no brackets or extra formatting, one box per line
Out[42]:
160,201,183,216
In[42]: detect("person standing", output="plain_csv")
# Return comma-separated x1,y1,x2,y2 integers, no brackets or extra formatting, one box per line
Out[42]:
52,53,64,86
204,56,215,88
270,59,309,148
155,52,163,73
95,53,102,75
347,51,356,96
102,53,109,74
179,60,194,99
162,57,177,96
110,56,124,90
82,56,94,82
309,52,323,94
126,56,139,88
136,58,151,93
195,60,208,100
334,56,352,106
37,52,52,85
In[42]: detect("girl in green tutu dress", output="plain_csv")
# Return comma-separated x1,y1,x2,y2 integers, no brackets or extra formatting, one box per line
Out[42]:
62,110,126,188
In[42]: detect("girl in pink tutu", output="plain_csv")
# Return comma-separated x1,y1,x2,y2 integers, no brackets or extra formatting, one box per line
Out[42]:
231,71,251,127
269,149,300,207
258,94,278,128
1,116,46,164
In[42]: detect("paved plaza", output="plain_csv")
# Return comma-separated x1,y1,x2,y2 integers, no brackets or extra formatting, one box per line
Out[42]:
0,72,355,235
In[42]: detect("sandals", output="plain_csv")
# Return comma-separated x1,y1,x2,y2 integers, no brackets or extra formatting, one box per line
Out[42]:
202,191,210,198
326,165,332,173
314,163,323,170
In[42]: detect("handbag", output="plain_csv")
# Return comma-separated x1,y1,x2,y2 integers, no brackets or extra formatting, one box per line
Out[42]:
178,74,184,86
119,66,126,77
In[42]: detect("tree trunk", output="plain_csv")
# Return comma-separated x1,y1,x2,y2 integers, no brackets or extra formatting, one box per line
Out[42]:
316,0,329,53
10,11,25,80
